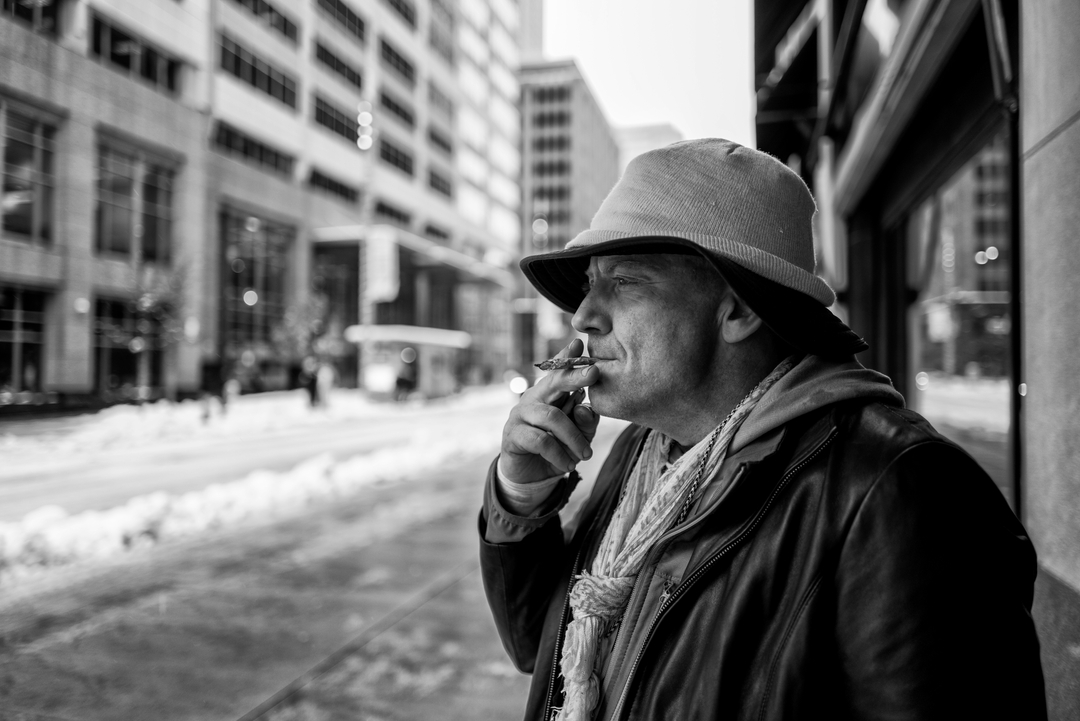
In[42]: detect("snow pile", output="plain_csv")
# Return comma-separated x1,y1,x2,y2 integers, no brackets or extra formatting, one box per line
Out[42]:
0,421,503,583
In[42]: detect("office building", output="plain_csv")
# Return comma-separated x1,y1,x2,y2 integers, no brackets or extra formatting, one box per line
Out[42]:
517,58,619,366
0,0,522,407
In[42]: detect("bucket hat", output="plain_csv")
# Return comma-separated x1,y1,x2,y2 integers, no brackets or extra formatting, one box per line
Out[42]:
520,138,868,358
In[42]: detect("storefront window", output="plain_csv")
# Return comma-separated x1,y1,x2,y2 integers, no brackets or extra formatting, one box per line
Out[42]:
93,298,165,401
0,287,46,404
907,131,1012,505
220,207,293,388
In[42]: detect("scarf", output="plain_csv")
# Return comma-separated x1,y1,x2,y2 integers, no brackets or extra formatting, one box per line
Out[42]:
554,356,798,720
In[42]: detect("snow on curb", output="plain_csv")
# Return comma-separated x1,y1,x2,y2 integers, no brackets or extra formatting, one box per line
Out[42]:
0,424,502,584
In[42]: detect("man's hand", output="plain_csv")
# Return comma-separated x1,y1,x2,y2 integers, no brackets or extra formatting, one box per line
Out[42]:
500,338,601,484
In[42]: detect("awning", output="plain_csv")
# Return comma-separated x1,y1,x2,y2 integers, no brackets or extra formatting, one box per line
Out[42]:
312,223,515,288
344,324,472,349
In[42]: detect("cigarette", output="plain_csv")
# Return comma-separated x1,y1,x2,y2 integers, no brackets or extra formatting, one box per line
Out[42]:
534,356,598,372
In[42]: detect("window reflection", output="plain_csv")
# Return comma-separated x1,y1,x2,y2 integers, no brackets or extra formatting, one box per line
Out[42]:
908,131,1012,505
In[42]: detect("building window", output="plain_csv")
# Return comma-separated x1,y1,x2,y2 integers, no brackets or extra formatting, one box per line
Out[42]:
1,106,54,244
383,0,416,29
313,95,357,143
533,185,569,201
430,0,454,26
317,0,365,43
428,24,454,66
141,165,173,264
907,130,1014,506
374,200,411,226
428,168,452,197
0,287,46,401
1,0,60,37
379,90,415,129
532,160,570,176
226,0,298,42
424,223,449,241
532,86,570,103
95,143,176,263
427,126,453,155
314,41,363,91
91,15,182,95
220,207,293,367
532,111,569,128
380,38,416,86
308,168,360,204
212,121,295,177
378,138,414,176
219,34,297,108
428,82,454,119
533,135,570,152
93,298,165,401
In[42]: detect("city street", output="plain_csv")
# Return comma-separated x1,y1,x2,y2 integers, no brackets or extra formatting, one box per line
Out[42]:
0,390,628,720
0,390,513,523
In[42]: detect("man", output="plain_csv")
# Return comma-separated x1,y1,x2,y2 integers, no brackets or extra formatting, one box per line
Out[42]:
479,139,1045,720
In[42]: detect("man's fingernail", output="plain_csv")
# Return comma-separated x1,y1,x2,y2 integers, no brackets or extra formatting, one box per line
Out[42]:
579,367,592,378
568,462,577,472
583,447,592,460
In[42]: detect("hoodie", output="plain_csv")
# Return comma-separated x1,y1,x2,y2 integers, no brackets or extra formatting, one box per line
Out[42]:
731,354,905,454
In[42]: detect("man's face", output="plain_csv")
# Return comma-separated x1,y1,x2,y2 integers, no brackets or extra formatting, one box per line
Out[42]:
572,253,726,428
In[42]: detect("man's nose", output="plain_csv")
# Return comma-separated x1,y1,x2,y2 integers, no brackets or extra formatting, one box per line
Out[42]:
571,290,610,335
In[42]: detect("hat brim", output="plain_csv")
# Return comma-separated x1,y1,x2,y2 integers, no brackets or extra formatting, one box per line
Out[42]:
521,236,868,359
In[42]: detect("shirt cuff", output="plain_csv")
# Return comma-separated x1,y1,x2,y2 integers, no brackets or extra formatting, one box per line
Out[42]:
495,457,564,515
482,457,579,544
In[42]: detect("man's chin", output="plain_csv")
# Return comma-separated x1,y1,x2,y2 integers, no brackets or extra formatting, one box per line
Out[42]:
587,384,627,422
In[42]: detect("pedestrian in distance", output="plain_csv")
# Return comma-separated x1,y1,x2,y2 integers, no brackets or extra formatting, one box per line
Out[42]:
479,139,1046,721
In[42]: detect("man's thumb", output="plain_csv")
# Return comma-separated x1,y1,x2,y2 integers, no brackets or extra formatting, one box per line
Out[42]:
574,403,600,441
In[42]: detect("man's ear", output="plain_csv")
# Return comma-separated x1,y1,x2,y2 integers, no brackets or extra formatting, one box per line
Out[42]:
718,291,765,344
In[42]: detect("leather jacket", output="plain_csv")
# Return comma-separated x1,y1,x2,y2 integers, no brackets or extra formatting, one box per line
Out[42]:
479,400,1046,720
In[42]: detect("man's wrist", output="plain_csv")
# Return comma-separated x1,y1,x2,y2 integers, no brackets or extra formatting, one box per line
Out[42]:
495,456,564,515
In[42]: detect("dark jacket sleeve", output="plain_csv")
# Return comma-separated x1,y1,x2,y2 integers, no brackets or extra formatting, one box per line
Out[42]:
478,458,575,673
834,440,1047,720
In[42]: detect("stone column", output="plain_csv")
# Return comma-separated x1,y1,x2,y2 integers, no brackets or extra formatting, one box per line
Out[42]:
1021,1,1080,718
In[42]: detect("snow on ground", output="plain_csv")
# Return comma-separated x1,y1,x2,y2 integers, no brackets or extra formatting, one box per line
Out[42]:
910,374,1010,437
0,386,509,457
0,387,513,585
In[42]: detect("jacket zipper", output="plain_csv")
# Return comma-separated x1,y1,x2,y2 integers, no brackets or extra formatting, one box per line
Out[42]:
544,543,585,720
608,428,839,721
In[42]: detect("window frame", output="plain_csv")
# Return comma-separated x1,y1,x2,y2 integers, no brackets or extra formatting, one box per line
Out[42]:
0,99,58,246
94,136,180,266
90,13,184,96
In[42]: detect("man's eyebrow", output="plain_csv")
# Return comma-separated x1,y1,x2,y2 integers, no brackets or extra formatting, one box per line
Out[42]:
598,258,659,274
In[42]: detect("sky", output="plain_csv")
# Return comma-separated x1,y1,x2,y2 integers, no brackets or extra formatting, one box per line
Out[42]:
543,0,755,146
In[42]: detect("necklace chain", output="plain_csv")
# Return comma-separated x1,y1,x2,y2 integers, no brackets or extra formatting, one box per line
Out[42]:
672,402,738,527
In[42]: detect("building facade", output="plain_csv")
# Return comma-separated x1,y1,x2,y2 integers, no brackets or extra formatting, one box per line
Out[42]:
614,122,683,174
753,0,1079,716
516,59,619,370
1,0,521,409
